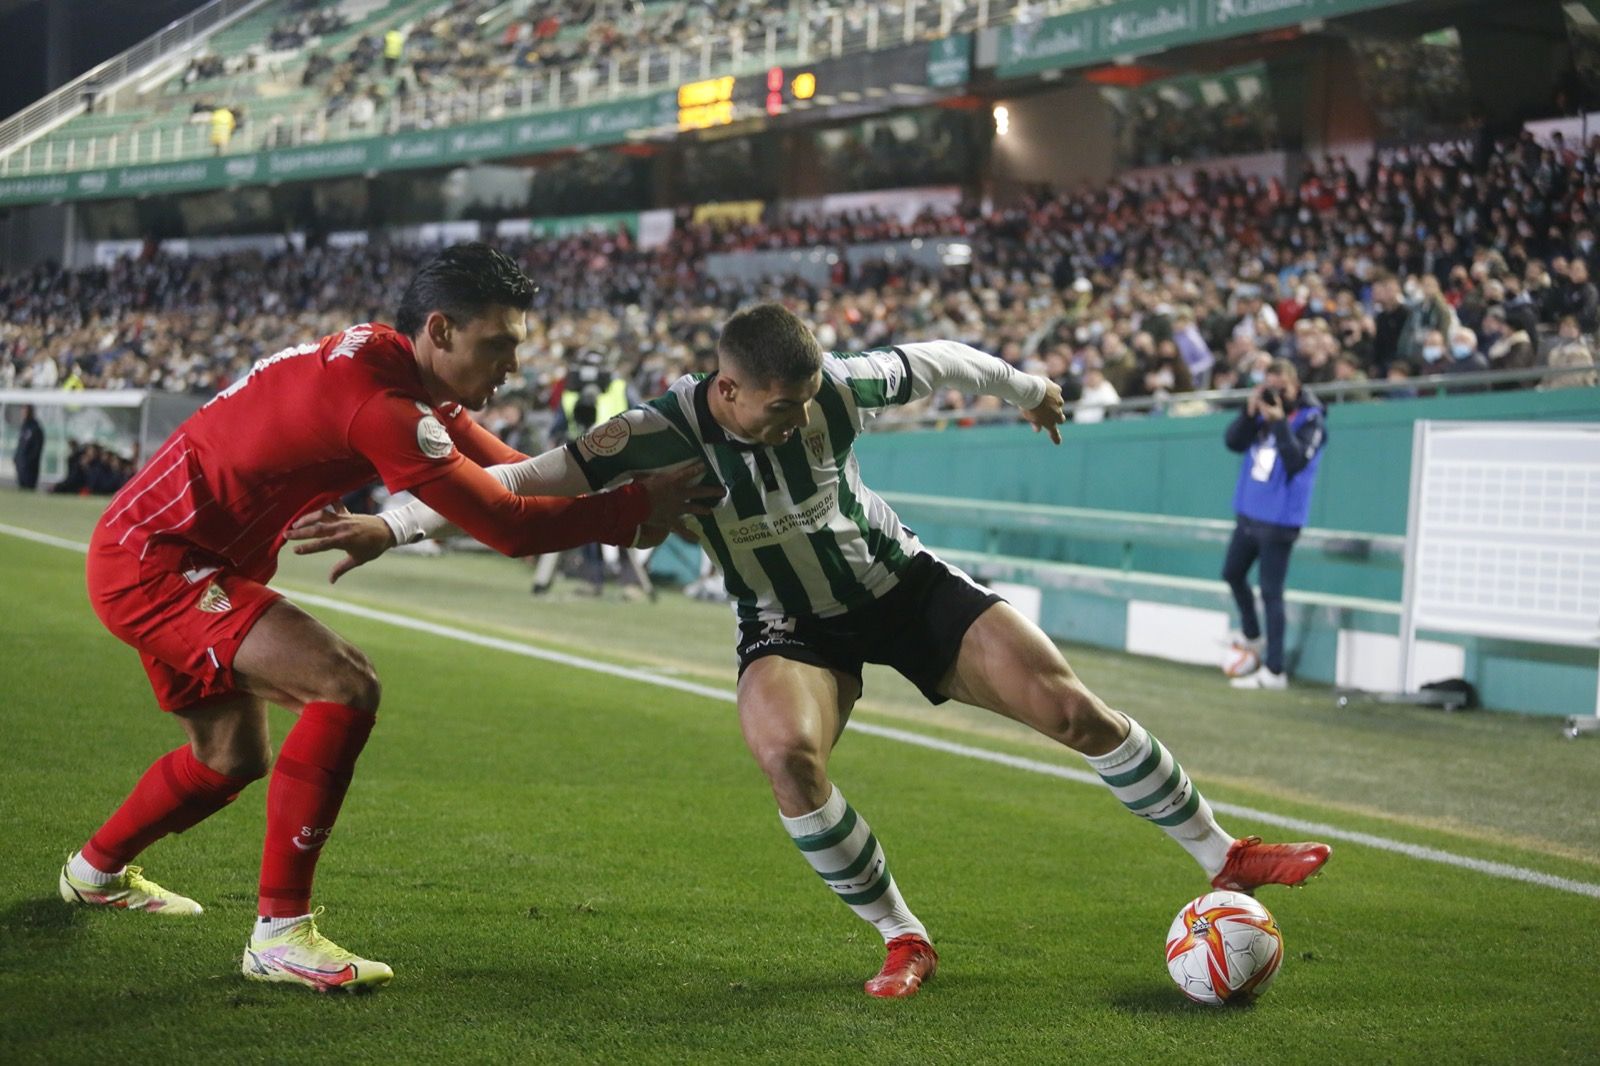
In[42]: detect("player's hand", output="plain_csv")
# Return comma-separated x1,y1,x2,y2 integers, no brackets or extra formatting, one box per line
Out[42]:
632,521,687,549
285,506,395,583
1022,380,1066,445
633,464,722,541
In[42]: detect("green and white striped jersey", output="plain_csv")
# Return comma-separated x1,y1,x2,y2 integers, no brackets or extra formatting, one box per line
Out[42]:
567,343,1046,622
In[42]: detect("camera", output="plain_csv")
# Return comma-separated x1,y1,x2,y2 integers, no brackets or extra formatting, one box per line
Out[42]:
1261,387,1283,408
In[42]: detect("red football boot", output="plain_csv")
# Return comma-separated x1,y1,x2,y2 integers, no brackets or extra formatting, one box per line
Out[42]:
864,934,938,998
1211,835,1332,893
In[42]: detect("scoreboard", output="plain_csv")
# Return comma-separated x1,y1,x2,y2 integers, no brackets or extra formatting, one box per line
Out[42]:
677,67,817,131
674,42,943,133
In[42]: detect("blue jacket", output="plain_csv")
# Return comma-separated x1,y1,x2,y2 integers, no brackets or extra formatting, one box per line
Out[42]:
1225,400,1327,529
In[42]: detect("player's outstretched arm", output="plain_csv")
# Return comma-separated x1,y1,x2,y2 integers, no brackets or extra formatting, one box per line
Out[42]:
1018,379,1067,445
288,461,717,582
286,447,586,582
289,443,602,582
418,460,718,557
384,447,590,546
895,340,1064,444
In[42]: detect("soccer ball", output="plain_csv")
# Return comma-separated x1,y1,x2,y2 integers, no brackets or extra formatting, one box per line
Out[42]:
1222,638,1262,678
1164,891,1284,1006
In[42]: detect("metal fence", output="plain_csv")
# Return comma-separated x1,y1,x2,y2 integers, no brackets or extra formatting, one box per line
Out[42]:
0,0,270,161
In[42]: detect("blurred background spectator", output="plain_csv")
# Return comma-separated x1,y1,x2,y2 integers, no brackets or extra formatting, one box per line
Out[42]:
3,134,1597,434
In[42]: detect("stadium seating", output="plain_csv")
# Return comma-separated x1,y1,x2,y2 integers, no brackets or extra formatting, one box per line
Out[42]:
3,132,1597,429
12,0,832,169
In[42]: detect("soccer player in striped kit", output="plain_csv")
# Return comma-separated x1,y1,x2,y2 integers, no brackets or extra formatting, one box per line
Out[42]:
300,303,1332,998
58,244,715,992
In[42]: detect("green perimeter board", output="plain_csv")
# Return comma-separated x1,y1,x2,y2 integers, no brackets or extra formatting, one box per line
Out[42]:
0,94,679,208
997,0,1414,80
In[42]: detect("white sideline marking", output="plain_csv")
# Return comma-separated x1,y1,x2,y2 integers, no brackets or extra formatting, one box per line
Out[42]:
1,524,90,554
4,519,1598,901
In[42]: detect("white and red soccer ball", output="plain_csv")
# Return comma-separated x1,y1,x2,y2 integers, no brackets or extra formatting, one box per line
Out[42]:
1165,891,1284,1005
1222,638,1262,679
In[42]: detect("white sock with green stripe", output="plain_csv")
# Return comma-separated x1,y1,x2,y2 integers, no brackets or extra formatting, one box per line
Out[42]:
1084,718,1233,878
780,785,926,943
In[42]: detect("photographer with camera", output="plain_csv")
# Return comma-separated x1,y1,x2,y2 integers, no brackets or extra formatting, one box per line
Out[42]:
1220,360,1327,690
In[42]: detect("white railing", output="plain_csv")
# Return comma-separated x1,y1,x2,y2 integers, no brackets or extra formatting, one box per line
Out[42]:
0,0,1122,181
0,0,273,161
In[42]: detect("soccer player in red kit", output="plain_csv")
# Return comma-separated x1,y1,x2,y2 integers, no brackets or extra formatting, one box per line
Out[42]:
58,243,715,992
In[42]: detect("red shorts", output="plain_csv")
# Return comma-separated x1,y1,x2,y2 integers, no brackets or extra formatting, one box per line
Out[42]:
87,528,281,712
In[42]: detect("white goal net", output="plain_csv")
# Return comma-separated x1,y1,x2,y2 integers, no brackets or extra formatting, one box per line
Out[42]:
1399,420,1600,720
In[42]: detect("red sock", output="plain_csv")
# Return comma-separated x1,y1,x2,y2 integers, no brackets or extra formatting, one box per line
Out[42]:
83,746,255,872
258,701,375,918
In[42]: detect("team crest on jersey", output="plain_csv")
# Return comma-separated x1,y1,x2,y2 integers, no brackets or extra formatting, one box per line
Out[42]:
803,429,826,464
582,417,631,458
413,401,455,460
196,582,232,614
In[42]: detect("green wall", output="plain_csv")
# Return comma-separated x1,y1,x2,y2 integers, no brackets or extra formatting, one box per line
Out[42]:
857,389,1600,600
854,388,1600,717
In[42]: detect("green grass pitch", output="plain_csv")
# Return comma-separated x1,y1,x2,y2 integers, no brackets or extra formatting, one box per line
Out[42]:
1,497,1597,1064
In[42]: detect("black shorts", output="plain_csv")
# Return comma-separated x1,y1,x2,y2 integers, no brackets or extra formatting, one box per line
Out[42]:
735,553,1004,704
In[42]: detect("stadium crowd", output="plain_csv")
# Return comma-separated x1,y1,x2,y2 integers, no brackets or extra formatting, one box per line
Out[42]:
176,0,955,137
3,131,1597,452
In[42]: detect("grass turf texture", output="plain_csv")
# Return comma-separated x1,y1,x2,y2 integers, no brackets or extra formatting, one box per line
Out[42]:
1,496,1597,1063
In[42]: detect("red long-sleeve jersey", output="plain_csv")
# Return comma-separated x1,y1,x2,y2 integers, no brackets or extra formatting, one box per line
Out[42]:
97,321,646,576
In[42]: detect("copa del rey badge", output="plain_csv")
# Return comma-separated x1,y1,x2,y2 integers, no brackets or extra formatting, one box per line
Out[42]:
413,401,455,460
583,417,631,457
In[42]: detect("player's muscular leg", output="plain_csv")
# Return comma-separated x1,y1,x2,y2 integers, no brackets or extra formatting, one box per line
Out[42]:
176,693,272,779
737,658,859,816
232,600,381,711
940,602,1129,757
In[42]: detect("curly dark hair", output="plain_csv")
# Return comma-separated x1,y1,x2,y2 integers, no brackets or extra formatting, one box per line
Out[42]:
394,242,536,337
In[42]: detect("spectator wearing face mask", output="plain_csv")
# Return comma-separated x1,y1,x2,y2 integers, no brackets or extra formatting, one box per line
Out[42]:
1416,328,1450,375
1443,326,1489,384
